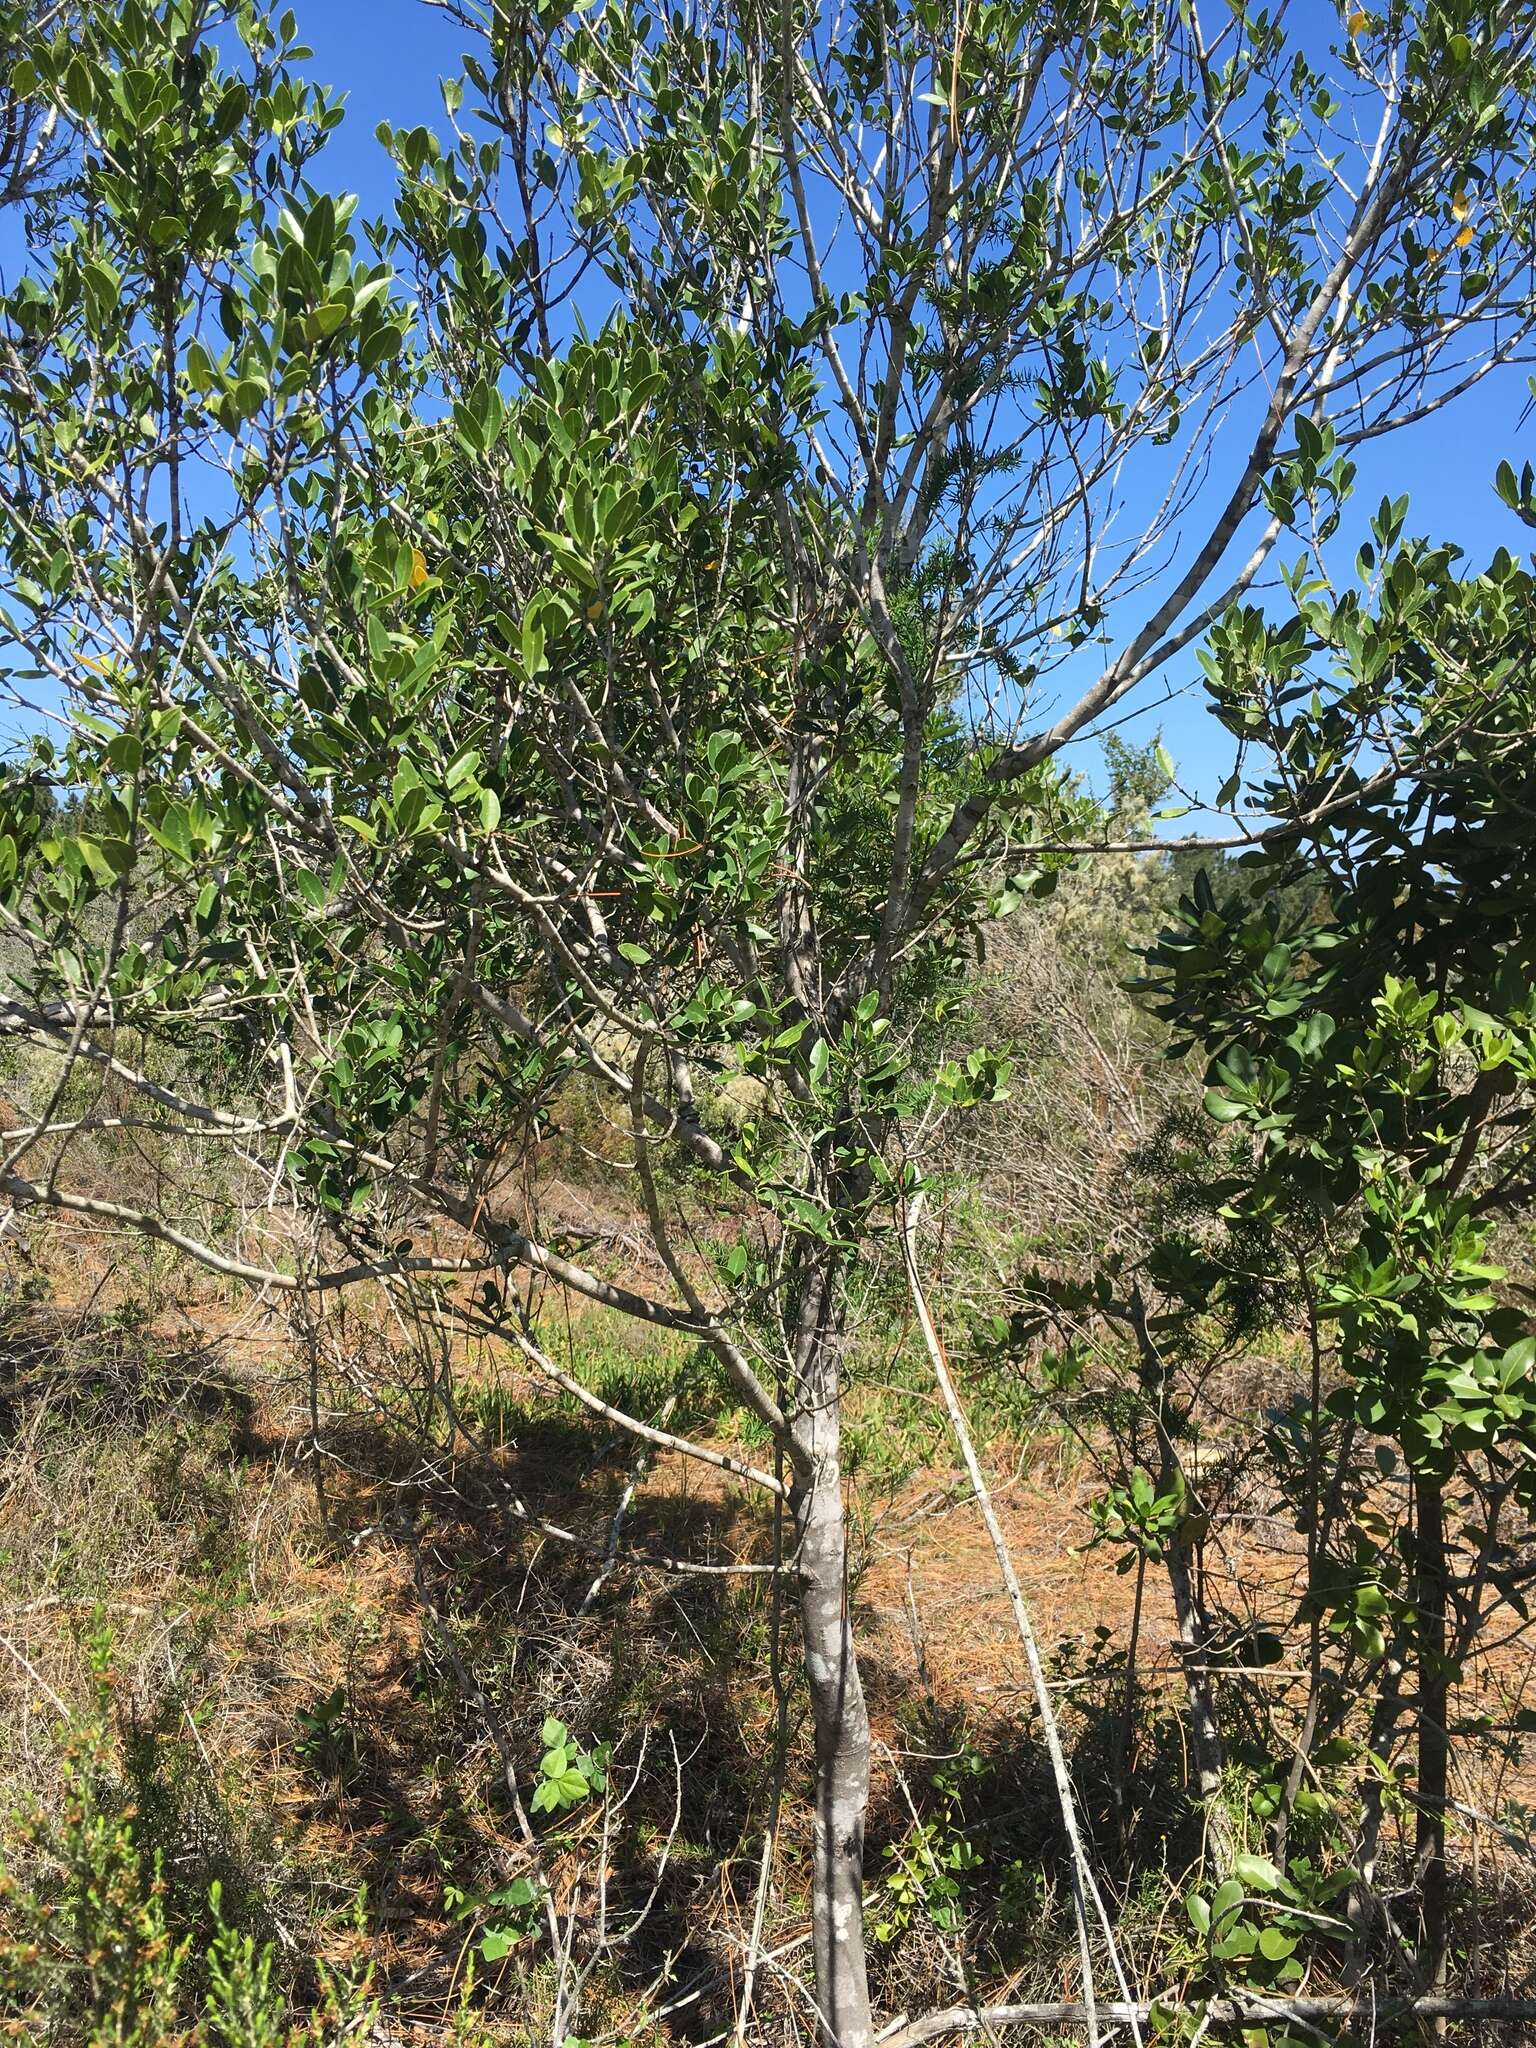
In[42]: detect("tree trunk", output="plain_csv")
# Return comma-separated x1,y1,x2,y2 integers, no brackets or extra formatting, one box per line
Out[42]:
1415,1474,1450,2011
1133,1291,1233,1875
1346,1660,1407,1978
790,1268,874,2048
1162,1514,1236,1877
1155,1428,1234,1876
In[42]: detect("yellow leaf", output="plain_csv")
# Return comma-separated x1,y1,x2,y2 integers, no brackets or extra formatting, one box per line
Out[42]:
409,548,428,589
1455,224,1475,248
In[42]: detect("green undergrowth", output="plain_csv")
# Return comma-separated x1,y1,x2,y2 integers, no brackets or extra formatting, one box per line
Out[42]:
0,1627,381,2048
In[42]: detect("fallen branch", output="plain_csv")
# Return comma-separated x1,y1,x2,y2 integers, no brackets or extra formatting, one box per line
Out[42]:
882,1993,1536,2047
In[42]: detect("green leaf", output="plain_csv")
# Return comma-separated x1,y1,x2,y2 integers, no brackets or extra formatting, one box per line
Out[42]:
149,804,192,861
305,299,351,340
1211,1878,1244,1927
1204,1089,1248,1121
1234,1853,1283,1893
77,836,126,885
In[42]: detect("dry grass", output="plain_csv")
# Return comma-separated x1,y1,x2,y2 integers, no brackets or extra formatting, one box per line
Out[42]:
5,1192,1536,2044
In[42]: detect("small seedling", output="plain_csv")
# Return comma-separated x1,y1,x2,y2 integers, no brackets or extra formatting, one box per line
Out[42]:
444,1874,542,1962
294,1683,355,1782
530,1716,607,1816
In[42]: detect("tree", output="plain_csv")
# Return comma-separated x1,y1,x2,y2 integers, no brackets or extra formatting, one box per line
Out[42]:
3,2,1536,2041
1011,481,1536,2012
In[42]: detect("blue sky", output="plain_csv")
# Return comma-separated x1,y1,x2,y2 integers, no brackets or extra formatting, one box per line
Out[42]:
290,0,1536,809
4,0,1533,807
289,0,467,199
1103,370,1535,809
